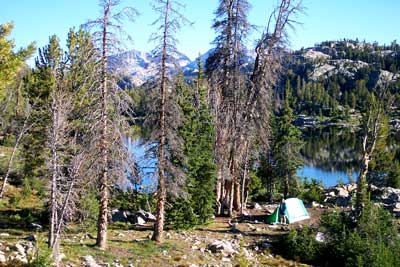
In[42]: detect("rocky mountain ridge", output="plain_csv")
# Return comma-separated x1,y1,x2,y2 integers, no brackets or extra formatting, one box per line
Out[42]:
110,40,400,88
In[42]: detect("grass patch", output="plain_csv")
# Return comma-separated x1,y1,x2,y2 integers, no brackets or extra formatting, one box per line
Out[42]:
129,239,171,256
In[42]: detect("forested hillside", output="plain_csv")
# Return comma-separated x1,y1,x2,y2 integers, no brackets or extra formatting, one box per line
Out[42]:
284,40,400,120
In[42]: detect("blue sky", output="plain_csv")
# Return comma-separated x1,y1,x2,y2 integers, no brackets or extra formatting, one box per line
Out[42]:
1,0,400,61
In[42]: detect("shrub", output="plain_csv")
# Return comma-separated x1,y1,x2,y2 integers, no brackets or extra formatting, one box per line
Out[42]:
8,192,22,208
320,203,400,267
280,203,400,267
76,188,98,225
300,178,324,203
110,187,155,212
22,177,32,197
280,226,320,264
166,198,198,230
28,247,52,267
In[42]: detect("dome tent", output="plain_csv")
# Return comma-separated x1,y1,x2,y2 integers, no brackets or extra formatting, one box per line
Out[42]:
265,198,310,224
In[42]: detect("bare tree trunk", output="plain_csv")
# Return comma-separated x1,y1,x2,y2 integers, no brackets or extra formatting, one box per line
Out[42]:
49,99,59,249
356,153,370,212
240,146,249,214
15,79,23,118
152,0,170,244
215,167,223,214
0,108,31,198
233,181,241,211
228,179,234,217
97,12,109,249
52,239,60,267
355,105,381,214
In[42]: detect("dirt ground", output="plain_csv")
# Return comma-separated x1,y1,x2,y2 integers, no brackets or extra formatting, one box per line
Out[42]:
0,194,327,267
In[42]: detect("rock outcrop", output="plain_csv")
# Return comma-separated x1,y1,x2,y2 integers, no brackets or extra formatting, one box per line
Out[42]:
0,240,37,264
323,183,400,216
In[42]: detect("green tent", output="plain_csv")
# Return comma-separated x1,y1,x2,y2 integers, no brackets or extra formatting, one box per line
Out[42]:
265,198,310,224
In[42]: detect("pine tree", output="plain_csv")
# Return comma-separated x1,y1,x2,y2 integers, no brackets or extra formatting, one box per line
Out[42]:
0,23,35,102
167,62,216,228
19,36,61,188
274,84,303,198
355,88,390,214
206,0,251,216
147,0,189,243
0,22,34,197
84,0,138,249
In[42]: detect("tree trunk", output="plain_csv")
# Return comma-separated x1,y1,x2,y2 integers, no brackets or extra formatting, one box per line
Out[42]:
228,179,234,217
240,149,249,214
52,238,60,267
283,173,289,199
356,153,370,213
233,181,241,211
97,170,108,249
152,0,169,244
15,79,23,118
215,167,223,215
97,15,109,249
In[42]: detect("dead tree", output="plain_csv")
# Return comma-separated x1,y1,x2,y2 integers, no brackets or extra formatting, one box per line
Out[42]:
0,107,32,198
206,0,251,216
48,29,100,264
236,0,302,212
207,0,302,216
148,0,189,244
84,0,137,249
355,81,391,214
47,88,71,263
0,68,33,198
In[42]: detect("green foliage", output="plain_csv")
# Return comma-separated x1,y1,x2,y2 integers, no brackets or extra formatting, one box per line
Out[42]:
281,202,400,267
166,198,198,230
76,187,98,225
8,193,22,209
21,35,61,181
22,177,32,197
281,226,320,263
247,170,268,202
235,242,251,267
28,247,52,267
167,65,216,229
273,82,303,197
0,23,35,101
387,160,400,188
300,178,324,203
321,203,400,267
110,187,155,212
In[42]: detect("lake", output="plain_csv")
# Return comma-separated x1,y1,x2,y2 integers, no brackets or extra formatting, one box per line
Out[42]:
298,127,399,187
297,165,358,187
127,127,399,189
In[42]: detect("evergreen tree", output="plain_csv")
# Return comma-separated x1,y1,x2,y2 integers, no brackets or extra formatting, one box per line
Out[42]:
355,88,390,214
274,84,303,198
0,23,35,102
20,36,61,184
167,62,216,228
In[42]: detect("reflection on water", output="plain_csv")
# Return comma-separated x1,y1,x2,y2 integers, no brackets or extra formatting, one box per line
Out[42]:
126,128,399,189
301,127,361,173
297,165,358,187
298,127,400,187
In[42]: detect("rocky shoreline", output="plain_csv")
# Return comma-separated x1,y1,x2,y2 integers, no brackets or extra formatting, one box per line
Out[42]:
321,183,400,216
